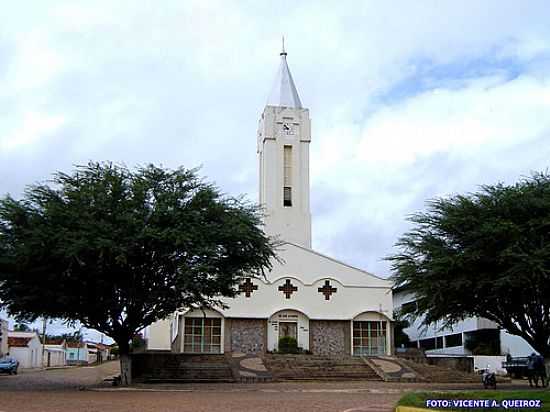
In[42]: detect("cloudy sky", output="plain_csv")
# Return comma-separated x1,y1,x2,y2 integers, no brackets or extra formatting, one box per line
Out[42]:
2,1,550,337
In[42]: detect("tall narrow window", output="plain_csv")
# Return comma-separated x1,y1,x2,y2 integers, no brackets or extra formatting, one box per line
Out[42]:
283,145,292,207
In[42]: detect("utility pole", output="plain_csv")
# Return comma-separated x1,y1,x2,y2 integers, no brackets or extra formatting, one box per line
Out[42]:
41,317,47,369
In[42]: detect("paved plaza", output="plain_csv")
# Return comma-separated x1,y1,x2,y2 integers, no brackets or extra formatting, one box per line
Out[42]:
0,361,536,412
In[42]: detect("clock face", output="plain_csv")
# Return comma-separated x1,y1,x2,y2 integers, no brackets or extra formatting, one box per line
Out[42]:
282,123,294,135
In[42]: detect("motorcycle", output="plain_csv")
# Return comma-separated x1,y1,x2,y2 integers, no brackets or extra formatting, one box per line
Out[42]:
480,366,497,389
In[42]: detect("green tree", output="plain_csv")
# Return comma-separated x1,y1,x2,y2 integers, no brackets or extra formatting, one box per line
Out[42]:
130,333,146,352
389,173,550,370
0,162,276,384
392,313,411,349
13,322,31,332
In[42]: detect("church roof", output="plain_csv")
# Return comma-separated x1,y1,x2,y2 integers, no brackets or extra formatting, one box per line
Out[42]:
266,44,303,109
283,241,392,285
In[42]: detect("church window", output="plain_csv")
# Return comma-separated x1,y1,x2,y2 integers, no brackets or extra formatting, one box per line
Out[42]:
278,279,298,299
183,318,222,353
283,145,292,207
318,280,337,300
352,321,387,356
239,278,258,298
283,187,292,206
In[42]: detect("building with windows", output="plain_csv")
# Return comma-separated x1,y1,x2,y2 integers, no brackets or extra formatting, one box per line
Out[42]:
393,287,536,357
67,341,90,365
146,46,394,357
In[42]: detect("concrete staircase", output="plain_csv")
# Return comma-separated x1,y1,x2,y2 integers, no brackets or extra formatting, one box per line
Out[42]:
398,358,479,383
264,354,381,381
136,354,235,383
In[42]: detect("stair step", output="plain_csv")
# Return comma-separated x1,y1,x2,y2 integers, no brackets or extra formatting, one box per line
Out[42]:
145,378,235,383
264,355,381,381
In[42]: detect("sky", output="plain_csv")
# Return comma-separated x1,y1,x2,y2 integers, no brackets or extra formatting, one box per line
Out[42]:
1,0,550,339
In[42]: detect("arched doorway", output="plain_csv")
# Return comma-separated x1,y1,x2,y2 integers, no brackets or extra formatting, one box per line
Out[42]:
352,312,391,356
268,309,309,352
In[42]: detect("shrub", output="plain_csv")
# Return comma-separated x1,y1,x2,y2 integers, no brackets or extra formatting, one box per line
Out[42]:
278,336,299,354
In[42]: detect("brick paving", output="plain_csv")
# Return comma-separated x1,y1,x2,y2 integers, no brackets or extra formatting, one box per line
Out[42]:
0,361,535,412
0,361,119,391
1,390,402,412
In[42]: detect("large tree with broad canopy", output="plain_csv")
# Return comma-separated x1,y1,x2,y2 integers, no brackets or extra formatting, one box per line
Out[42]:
389,173,550,369
0,162,277,384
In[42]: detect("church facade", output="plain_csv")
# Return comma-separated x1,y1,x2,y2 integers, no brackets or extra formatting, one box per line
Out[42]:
146,47,394,357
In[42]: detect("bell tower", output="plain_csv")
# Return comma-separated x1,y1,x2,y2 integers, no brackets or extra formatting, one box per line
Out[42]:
257,42,312,248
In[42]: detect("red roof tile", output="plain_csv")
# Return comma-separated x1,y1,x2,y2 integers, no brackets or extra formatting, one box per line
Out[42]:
8,336,32,347
43,338,65,345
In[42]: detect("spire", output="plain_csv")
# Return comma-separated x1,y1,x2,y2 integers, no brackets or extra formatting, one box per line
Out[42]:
267,39,303,109
280,35,287,56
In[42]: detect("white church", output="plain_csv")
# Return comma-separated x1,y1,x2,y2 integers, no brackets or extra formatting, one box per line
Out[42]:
146,46,394,357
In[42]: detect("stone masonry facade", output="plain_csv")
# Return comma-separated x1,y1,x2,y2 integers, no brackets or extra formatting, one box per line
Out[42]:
230,318,266,354
310,320,351,356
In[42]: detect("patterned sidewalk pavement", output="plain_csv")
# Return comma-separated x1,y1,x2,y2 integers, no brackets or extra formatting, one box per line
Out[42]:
0,360,535,412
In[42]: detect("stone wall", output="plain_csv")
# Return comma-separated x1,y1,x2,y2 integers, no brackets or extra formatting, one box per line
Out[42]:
310,320,350,356
427,356,475,373
230,318,266,354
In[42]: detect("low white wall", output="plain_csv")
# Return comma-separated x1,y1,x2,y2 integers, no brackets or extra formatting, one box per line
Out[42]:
45,349,66,367
147,319,172,351
10,346,42,369
10,347,31,369
473,355,507,374
426,346,469,356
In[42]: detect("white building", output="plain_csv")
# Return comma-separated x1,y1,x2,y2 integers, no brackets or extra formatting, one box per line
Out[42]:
0,319,8,357
393,287,536,358
43,339,67,367
7,331,43,369
147,45,394,357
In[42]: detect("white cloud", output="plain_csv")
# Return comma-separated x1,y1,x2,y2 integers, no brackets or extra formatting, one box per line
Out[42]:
357,74,550,166
0,111,65,152
1,0,550,273
309,71,550,274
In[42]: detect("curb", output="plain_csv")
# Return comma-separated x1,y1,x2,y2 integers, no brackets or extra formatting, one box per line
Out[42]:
395,407,443,412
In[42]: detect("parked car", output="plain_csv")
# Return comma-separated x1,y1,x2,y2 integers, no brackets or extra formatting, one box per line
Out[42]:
0,357,19,375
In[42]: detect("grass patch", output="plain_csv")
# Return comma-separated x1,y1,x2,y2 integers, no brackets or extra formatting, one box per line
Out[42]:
398,390,550,412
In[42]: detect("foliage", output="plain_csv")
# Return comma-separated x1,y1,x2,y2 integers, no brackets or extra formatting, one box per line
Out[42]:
131,333,146,351
110,345,119,357
46,330,84,344
397,391,550,412
0,162,277,383
278,336,299,354
393,313,411,348
389,173,550,357
13,323,30,332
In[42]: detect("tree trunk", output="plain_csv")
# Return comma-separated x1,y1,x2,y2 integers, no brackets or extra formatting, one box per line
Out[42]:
119,353,132,386
117,338,132,386
545,357,550,385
